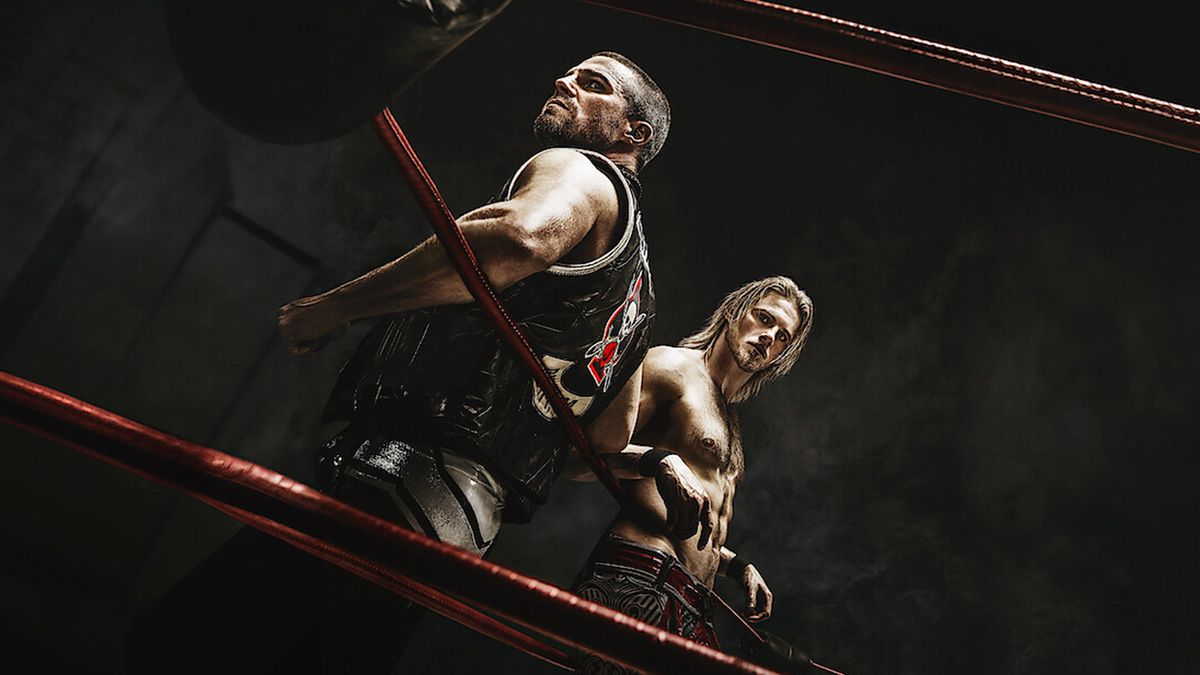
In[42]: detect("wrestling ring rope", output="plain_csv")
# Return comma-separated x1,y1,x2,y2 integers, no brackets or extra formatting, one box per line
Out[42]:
0,371,771,675
371,110,843,673
585,0,1200,154
5,1,1198,673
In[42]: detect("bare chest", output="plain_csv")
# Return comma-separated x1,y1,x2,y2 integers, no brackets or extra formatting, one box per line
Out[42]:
666,390,740,473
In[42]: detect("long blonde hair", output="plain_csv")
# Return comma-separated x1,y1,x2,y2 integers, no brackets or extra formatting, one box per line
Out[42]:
679,276,814,403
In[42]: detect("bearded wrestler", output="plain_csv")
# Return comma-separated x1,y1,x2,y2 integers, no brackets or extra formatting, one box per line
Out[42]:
280,49,670,556
127,52,715,675
568,276,814,672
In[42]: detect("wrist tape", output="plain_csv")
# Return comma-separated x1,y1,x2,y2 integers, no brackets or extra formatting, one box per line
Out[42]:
637,448,675,477
726,554,751,579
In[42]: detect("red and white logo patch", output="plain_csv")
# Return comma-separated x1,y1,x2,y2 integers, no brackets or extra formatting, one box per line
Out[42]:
532,273,647,420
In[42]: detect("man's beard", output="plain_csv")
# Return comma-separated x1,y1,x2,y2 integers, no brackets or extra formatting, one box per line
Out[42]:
533,106,617,151
726,328,761,373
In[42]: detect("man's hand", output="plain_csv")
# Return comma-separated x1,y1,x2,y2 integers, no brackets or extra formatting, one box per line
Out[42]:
653,454,716,549
739,563,773,622
278,296,347,355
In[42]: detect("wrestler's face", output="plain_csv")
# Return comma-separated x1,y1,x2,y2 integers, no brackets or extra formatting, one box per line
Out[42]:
534,56,632,152
725,293,802,373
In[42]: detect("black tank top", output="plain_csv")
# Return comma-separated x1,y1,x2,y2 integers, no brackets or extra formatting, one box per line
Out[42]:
324,149,655,521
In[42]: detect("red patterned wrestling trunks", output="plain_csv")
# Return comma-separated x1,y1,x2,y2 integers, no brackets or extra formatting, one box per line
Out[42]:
572,534,720,674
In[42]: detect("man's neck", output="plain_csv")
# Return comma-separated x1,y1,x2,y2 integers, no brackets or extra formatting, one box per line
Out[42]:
702,338,751,401
602,150,639,175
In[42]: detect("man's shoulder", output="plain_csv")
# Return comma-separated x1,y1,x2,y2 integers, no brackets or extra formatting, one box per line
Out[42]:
647,344,694,362
648,343,696,365
511,148,620,215
521,147,609,181
645,346,704,390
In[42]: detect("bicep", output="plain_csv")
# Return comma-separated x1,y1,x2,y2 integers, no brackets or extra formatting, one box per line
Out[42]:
505,151,618,260
586,365,642,454
632,349,678,435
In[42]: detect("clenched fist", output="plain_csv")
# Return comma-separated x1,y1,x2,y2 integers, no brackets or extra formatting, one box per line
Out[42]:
278,295,347,355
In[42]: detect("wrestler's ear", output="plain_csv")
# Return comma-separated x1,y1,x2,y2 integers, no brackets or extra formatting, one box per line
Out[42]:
625,120,653,149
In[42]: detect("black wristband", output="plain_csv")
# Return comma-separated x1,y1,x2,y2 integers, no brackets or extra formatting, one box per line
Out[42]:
726,554,751,579
637,448,674,478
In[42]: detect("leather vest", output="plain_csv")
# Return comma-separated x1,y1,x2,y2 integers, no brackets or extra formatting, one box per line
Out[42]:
324,149,654,521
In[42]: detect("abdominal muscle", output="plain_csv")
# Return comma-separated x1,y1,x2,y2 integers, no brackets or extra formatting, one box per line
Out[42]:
608,473,731,588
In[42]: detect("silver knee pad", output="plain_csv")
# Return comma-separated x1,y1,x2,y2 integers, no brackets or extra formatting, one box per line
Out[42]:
342,438,505,556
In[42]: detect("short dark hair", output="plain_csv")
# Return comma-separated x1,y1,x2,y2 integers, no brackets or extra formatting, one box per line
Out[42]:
592,51,671,169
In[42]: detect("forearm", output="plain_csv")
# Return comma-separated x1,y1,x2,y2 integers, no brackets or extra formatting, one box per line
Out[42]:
599,444,656,480
566,444,655,482
723,546,772,619
316,206,549,324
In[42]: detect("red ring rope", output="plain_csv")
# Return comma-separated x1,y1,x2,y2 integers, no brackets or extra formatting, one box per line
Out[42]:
0,371,777,675
370,110,626,502
204,500,575,671
9,5,1164,671
370,110,776,646
582,0,1200,154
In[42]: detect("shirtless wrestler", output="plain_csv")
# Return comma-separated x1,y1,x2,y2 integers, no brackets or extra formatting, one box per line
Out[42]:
569,276,814,672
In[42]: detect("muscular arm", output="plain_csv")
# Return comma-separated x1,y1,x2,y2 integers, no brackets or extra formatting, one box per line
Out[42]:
564,443,657,482
566,347,673,481
587,365,644,456
719,545,773,621
279,149,619,353
569,347,719,547
563,365,646,481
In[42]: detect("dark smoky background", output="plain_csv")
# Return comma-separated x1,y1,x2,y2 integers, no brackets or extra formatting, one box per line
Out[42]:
2,1,1199,673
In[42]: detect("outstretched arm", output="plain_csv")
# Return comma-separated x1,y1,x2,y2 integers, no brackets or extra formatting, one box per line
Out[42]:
279,149,618,354
564,442,658,482
719,546,773,621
